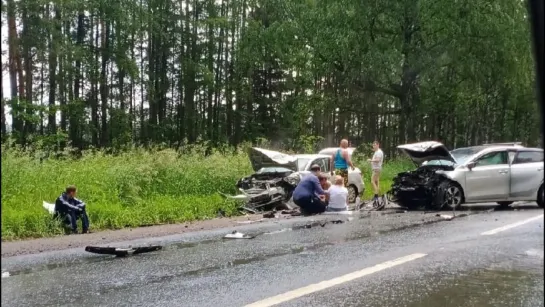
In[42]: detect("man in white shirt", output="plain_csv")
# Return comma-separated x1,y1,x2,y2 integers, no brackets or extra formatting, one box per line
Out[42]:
367,140,384,201
326,175,349,212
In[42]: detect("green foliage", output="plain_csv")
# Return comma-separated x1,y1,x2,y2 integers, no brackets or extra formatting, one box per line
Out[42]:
1,144,413,240
1,145,249,240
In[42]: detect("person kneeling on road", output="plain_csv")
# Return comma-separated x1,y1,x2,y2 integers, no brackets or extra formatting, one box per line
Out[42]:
54,185,90,234
292,164,329,215
325,175,349,212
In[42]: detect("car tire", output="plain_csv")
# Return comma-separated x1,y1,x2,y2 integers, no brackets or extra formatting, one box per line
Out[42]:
537,184,544,208
347,185,358,204
438,181,464,210
496,201,514,208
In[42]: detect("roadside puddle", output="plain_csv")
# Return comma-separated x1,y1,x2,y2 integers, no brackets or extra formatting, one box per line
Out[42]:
406,268,543,307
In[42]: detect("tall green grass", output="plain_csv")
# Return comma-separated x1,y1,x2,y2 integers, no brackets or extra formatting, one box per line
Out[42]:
1,145,413,240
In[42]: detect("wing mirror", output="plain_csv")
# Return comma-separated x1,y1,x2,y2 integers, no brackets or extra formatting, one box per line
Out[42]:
467,161,476,170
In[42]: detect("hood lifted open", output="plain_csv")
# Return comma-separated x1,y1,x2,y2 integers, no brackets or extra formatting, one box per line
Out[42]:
248,147,298,172
397,141,457,166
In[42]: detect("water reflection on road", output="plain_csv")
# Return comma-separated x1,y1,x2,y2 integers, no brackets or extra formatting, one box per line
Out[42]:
405,249,544,307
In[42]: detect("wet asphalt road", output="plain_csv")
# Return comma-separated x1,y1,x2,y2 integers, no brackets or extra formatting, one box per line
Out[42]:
1,205,543,307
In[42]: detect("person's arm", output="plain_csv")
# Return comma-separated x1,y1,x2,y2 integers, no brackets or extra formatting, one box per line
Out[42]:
368,152,382,163
59,194,81,211
342,149,355,169
73,198,86,208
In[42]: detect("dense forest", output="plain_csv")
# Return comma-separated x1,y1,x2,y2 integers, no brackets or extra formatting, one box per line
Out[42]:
0,0,541,156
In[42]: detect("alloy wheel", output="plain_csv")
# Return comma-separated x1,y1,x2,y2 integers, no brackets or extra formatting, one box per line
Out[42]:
347,185,357,203
444,185,462,209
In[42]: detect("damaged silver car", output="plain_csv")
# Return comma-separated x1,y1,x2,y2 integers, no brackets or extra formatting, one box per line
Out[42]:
388,141,544,210
223,147,364,212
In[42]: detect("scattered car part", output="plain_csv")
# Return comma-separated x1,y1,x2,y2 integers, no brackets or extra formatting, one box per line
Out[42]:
224,231,254,239
85,245,163,257
263,212,277,218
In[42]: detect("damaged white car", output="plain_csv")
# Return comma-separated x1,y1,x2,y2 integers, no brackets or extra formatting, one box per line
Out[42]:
388,141,544,210
223,147,364,212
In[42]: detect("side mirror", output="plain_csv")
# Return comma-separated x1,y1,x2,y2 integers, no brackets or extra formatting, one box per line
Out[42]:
467,161,476,170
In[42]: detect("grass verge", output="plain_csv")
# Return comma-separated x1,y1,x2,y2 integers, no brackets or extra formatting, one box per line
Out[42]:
1,146,413,240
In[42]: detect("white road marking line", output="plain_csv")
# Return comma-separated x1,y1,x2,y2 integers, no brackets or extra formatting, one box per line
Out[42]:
244,253,427,307
481,214,544,236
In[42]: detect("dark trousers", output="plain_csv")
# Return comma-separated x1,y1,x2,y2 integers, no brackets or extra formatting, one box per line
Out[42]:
294,195,327,215
56,209,89,233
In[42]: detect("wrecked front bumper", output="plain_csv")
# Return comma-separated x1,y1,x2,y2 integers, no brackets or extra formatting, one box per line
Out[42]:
220,186,294,213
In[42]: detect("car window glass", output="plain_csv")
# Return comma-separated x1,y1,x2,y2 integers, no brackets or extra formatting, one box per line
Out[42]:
321,158,330,172
513,151,544,164
313,158,328,172
475,151,508,167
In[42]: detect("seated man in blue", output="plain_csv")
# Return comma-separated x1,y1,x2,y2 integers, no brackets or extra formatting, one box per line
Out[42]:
55,185,90,234
292,164,329,215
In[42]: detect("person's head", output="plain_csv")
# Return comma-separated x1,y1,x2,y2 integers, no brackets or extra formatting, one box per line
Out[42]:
65,185,77,198
372,140,380,151
340,139,349,149
334,175,344,186
310,164,321,174
317,173,329,188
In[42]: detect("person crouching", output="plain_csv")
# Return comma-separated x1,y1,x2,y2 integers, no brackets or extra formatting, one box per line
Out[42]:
326,175,349,212
292,164,329,215
54,185,90,234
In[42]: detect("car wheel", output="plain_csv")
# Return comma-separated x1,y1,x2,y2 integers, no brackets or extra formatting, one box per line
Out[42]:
537,184,544,208
497,201,513,208
439,181,464,210
347,185,358,203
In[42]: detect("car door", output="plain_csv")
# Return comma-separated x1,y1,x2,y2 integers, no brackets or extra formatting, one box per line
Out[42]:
464,150,510,202
509,150,544,199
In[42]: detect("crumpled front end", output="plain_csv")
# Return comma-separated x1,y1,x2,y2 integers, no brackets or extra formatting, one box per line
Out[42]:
388,165,453,210
222,171,300,213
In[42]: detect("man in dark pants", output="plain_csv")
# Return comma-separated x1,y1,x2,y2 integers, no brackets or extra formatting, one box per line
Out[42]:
293,165,329,215
55,185,90,234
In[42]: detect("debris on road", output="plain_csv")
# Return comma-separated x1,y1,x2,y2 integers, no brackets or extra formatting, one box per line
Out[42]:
435,214,454,220
281,209,300,215
224,231,254,239
85,245,163,257
236,219,264,224
263,211,277,218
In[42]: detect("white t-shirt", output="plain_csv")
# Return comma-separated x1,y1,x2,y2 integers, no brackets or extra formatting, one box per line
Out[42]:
372,149,384,170
327,185,349,209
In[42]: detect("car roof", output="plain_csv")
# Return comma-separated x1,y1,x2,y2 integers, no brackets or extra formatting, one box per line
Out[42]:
455,145,543,156
294,154,330,159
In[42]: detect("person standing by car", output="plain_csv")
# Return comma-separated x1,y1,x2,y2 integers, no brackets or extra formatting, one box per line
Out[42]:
330,139,355,187
54,185,90,234
293,165,329,215
367,141,384,201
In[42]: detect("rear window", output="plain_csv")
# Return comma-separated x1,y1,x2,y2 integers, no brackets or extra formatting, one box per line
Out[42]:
513,151,544,164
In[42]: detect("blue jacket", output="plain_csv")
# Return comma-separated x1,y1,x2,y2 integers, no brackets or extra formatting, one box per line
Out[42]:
55,192,85,214
293,174,326,201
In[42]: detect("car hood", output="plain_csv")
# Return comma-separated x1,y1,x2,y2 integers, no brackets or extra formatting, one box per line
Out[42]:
248,147,298,172
397,141,457,166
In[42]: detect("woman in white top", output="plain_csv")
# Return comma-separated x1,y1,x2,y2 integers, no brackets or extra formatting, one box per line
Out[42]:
326,175,349,212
